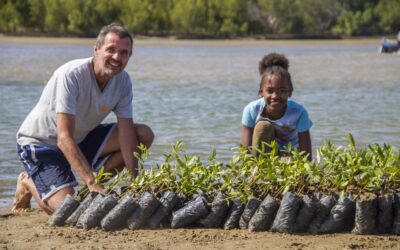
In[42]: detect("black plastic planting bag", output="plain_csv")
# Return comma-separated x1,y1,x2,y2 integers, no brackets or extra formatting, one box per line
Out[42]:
392,193,400,234
377,194,393,234
49,194,80,226
148,190,180,229
352,193,378,235
158,193,188,229
171,195,209,229
80,194,118,230
318,195,356,233
308,194,336,233
76,193,106,229
224,199,244,230
65,192,98,226
294,194,319,233
248,194,280,232
271,192,301,233
127,192,160,230
101,193,139,231
198,192,230,228
239,197,261,229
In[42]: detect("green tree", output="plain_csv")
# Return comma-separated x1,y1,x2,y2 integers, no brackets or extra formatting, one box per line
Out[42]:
0,0,22,32
332,0,380,36
43,0,68,33
375,0,400,34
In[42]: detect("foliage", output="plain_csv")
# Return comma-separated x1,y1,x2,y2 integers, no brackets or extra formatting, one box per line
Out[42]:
96,134,400,205
0,0,398,37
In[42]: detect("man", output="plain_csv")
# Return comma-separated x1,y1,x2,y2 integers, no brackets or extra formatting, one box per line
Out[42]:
12,24,154,215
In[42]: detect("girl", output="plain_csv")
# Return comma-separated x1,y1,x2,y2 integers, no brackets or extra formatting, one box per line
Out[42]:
241,53,312,160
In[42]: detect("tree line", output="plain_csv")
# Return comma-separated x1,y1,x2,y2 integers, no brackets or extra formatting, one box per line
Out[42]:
0,0,399,38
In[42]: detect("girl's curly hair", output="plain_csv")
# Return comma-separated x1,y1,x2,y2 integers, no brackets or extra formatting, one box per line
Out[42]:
258,53,289,74
258,53,293,96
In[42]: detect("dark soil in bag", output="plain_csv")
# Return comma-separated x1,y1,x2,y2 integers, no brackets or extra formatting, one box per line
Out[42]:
49,194,80,226
79,194,118,230
127,192,161,230
148,190,180,229
308,194,336,234
223,199,244,230
101,193,139,231
271,192,301,233
171,195,209,229
198,191,230,228
392,193,400,234
318,195,356,234
65,192,98,226
158,193,188,229
239,197,261,229
377,194,393,234
248,194,280,232
352,193,378,235
75,193,106,229
293,194,319,233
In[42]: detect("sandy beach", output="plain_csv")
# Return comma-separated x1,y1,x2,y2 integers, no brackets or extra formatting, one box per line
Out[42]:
1,209,400,250
0,35,380,46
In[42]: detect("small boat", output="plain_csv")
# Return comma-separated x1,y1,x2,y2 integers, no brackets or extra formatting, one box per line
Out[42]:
378,32,400,53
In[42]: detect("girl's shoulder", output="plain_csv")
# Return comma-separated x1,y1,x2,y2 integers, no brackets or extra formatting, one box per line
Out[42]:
287,99,308,112
245,98,265,110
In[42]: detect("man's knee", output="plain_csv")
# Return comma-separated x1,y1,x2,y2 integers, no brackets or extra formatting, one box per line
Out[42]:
135,124,154,148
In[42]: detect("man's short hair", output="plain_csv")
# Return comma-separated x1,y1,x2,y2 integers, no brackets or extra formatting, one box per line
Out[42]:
95,23,134,56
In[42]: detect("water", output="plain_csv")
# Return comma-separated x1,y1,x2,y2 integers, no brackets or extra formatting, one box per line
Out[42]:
0,38,399,208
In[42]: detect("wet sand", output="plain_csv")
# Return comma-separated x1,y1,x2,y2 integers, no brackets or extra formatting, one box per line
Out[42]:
1,209,399,250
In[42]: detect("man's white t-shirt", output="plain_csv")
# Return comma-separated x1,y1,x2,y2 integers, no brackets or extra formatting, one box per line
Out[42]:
16,57,133,147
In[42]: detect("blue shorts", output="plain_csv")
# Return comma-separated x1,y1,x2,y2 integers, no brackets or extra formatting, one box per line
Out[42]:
17,123,116,201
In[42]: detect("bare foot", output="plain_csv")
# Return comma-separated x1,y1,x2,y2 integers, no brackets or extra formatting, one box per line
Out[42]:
11,172,32,214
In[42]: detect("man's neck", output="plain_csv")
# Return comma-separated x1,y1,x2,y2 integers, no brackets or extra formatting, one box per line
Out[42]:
92,59,109,91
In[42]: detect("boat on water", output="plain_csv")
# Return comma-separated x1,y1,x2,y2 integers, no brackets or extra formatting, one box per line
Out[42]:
379,32,400,53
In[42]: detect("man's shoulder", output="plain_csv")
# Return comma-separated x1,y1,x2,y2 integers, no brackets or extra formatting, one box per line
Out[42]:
55,57,92,76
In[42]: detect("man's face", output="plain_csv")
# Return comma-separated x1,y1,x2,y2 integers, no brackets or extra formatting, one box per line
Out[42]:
94,32,132,80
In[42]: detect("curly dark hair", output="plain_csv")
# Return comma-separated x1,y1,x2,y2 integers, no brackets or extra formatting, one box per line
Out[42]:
258,53,289,74
258,53,293,96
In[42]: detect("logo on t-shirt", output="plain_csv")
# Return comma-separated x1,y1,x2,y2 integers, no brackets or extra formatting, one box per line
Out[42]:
99,105,111,113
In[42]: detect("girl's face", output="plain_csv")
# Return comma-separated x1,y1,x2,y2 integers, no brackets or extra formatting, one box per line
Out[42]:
260,74,291,116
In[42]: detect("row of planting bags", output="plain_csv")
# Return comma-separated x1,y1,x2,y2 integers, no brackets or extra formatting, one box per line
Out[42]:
50,190,400,235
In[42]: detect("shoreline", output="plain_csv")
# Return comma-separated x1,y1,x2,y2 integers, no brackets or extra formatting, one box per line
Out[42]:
1,209,400,249
0,35,380,46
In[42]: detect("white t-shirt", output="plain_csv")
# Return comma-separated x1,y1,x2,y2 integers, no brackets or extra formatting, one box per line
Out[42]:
17,57,133,147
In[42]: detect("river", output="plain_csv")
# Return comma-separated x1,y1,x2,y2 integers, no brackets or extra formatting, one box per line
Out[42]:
0,37,399,208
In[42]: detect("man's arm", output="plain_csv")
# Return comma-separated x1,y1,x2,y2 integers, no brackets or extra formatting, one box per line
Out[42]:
56,113,105,193
117,117,139,177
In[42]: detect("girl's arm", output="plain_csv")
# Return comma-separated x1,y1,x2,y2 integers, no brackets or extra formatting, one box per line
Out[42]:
241,125,254,148
298,130,312,161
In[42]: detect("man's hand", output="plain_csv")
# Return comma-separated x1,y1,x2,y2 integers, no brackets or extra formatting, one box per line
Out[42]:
87,181,107,194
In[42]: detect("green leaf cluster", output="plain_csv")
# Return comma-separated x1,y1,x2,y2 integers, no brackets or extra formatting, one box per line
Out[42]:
1,0,399,37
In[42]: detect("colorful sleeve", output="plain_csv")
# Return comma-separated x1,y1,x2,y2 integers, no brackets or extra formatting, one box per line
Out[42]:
296,108,313,132
241,103,255,128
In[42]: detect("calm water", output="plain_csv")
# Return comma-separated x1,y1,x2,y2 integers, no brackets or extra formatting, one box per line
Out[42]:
0,39,399,208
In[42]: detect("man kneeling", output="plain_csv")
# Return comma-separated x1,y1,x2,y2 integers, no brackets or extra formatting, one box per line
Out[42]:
13,24,154,215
